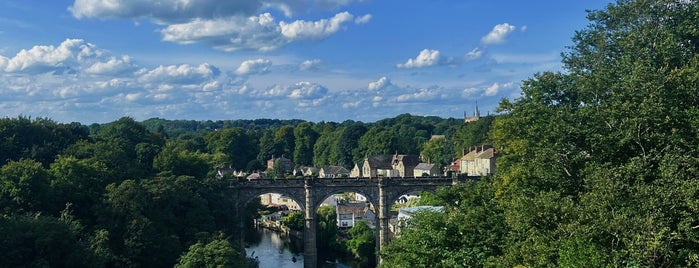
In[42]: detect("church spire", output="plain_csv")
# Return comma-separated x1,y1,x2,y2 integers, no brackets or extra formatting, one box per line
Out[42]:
474,100,480,118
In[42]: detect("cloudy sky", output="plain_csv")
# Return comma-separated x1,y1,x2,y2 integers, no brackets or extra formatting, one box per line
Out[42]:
0,0,611,124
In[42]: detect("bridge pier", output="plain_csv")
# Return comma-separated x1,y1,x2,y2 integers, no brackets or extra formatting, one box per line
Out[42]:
377,177,389,265
303,179,317,268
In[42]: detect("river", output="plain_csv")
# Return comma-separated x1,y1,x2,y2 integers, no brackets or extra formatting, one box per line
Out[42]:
245,228,354,268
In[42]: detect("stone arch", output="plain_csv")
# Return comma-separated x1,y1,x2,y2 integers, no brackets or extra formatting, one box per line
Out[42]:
385,185,442,207
312,188,378,212
237,187,307,212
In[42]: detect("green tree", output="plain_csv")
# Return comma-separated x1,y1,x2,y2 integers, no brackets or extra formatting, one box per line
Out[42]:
0,159,51,214
420,136,450,170
175,235,252,268
316,205,343,261
0,213,101,267
274,126,295,159
205,127,255,170
282,212,304,231
491,1,699,266
345,221,376,266
293,122,318,166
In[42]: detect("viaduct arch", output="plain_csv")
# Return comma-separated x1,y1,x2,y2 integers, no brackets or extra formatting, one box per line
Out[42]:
230,176,469,268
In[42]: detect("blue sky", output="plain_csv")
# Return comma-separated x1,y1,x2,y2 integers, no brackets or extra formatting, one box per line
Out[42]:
0,0,612,124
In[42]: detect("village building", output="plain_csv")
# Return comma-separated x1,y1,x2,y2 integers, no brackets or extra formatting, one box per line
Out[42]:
335,202,375,229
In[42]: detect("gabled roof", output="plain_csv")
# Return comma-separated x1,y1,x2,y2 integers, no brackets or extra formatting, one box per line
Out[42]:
321,166,349,175
414,163,436,171
461,150,478,161
393,154,420,168
336,202,369,215
476,148,496,159
365,155,394,169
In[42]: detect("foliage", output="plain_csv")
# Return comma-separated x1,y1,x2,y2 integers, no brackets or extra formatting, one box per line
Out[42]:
0,213,101,267
379,181,505,267
316,205,344,261
175,235,253,268
345,221,376,266
282,212,304,231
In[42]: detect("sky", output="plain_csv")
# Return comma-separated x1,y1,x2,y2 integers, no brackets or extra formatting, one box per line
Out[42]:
0,0,613,124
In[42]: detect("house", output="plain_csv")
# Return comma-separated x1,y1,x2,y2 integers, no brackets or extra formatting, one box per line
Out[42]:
446,158,460,175
362,155,394,178
336,202,375,228
349,162,363,178
474,147,497,176
391,154,421,177
293,166,319,177
413,163,440,177
260,193,301,211
216,167,247,179
460,145,498,176
267,155,294,172
319,166,350,178
246,172,268,180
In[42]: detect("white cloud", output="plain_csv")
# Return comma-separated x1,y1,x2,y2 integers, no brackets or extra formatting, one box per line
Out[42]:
280,12,354,39
162,12,361,52
484,83,500,96
354,14,372,24
481,23,516,45
465,47,483,61
1,39,105,74
299,59,321,71
235,58,272,75
85,56,136,75
368,76,391,91
462,87,479,97
396,88,437,102
397,49,442,68
288,81,328,99
139,63,219,84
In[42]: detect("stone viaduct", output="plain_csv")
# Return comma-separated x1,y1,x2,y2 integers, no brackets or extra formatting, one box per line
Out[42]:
230,176,473,268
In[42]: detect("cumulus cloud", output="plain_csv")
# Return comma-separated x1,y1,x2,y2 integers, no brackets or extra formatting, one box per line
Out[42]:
85,56,136,75
299,59,321,71
465,47,483,61
162,12,362,52
483,82,514,96
1,39,105,74
481,23,516,45
235,58,272,75
280,12,353,39
484,83,500,96
396,88,437,102
139,63,219,84
368,76,391,91
70,0,366,21
70,0,369,52
397,49,443,68
288,81,328,99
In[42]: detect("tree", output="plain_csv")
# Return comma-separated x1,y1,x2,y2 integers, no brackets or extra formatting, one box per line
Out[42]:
274,126,295,159
316,205,343,261
0,159,51,214
490,1,699,266
0,213,101,267
205,127,255,170
175,236,252,268
282,212,304,231
293,122,318,166
420,136,450,170
379,181,506,268
345,221,376,266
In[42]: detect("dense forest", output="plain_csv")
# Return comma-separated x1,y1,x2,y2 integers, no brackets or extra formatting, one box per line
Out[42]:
3,0,699,267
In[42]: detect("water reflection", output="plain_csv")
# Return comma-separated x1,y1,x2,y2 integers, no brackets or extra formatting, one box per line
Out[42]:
246,228,303,268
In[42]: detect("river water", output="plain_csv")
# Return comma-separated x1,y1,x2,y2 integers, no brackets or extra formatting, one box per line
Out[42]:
245,228,354,268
